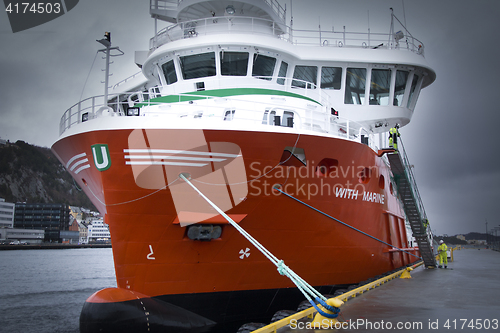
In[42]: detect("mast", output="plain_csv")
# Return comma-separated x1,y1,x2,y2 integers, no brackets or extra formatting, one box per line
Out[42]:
97,32,124,107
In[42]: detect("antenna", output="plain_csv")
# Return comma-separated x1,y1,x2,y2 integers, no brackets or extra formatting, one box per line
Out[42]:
402,0,407,28
290,0,293,42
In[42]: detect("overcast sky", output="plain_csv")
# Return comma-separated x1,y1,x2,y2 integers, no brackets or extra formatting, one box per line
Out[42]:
1,0,499,236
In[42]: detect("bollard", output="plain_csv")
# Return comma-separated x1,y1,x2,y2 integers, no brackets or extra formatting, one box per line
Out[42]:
400,266,413,279
311,298,344,328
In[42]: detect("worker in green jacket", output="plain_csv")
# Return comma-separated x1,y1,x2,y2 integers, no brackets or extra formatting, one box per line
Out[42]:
423,218,429,230
438,240,448,268
389,124,400,150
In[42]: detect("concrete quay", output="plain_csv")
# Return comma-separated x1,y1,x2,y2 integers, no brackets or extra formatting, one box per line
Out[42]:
256,248,500,333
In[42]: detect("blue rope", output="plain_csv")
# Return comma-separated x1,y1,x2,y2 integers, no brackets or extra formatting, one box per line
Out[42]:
309,299,340,318
275,187,422,260
277,260,340,315
315,297,339,313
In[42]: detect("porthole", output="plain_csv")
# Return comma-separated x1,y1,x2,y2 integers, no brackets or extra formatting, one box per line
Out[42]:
358,167,372,184
378,175,385,189
315,158,339,178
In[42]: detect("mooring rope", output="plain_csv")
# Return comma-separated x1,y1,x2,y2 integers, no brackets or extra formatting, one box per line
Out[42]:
274,186,422,260
178,173,339,318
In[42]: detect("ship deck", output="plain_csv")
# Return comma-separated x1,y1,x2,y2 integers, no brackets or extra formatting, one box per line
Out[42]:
255,247,500,333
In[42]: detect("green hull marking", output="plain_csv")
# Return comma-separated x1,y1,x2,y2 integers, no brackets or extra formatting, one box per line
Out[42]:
91,144,111,171
136,88,321,107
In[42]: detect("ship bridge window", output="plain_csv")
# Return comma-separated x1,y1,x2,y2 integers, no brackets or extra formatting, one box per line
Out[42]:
369,69,391,105
394,70,409,106
345,68,366,105
180,52,216,80
407,74,420,109
220,51,249,76
321,67,342,89
161,60,178,85
292,65,317,89
252,54,276,81
277,61,288,85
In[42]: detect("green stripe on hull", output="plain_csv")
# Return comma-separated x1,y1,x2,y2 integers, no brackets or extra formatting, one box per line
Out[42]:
136,88,321,107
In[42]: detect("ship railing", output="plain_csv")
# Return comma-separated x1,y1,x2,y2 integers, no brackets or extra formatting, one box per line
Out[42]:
397,138,428,224
149,16,425,56
60,81,375,150
59,93,126,135
150,0,178,11
263,0,286,22
150,16,286,50
60,75,328,135
290,28,424,55
150,0,286,22
111,71,143,90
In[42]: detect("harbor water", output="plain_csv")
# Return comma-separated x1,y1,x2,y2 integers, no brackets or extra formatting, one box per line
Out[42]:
0,248,115,333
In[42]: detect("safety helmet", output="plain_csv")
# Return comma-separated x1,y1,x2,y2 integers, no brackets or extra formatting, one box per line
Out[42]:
439,240,444,244
395,123,400,129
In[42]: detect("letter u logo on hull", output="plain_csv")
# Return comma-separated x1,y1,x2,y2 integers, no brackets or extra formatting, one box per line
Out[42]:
92,144,111,171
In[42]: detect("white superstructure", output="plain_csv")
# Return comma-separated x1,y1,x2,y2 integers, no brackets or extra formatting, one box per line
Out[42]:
58,0,435,157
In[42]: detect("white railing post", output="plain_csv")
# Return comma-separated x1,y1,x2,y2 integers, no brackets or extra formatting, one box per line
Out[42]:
77,101,81,125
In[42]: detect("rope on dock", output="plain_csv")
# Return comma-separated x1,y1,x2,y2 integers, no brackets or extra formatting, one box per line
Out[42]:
178,173,340,319
274,186,422,260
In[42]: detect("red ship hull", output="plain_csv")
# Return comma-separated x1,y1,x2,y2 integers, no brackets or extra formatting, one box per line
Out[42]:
52,128,419,332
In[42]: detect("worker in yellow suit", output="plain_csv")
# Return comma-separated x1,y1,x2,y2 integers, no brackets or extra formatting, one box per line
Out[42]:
389,124,400,150
438,240,448,268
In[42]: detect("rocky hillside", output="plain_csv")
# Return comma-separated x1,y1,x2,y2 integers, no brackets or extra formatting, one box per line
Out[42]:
0,140,95,209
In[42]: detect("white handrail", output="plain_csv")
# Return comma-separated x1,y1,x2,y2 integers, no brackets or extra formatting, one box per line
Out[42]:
59,88,373,147
149,15,425,56
150,0,286,22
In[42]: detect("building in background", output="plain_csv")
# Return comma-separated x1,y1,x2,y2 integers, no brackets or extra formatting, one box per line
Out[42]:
0,198,44,244
69,206,83,221
78,221,88,244
0,198,14,228
87,217,111,244
14,203,71,243
0,228,44,244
